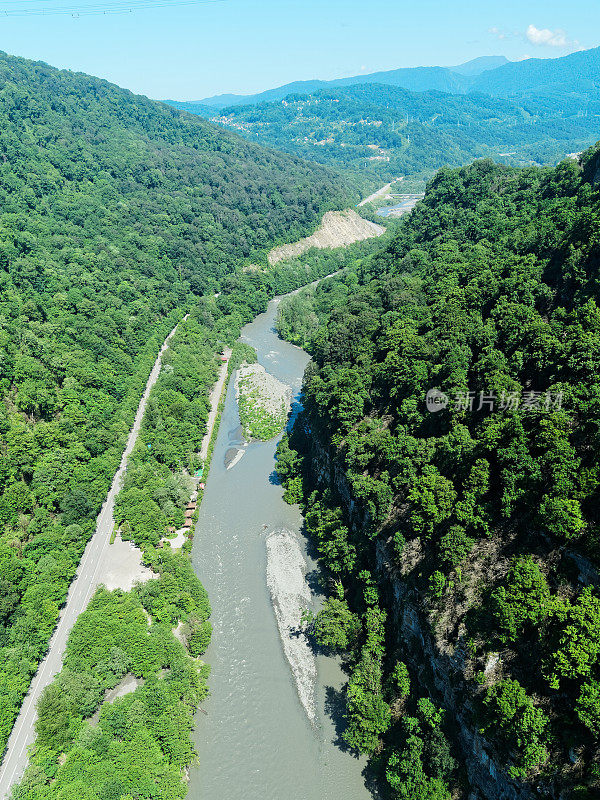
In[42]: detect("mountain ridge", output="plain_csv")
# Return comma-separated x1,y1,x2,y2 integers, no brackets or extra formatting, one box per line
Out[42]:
172,48,600,111
173,82,600,188
184,55,510,109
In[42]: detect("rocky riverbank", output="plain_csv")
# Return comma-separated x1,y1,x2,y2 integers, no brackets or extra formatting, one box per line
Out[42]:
266,528,317,722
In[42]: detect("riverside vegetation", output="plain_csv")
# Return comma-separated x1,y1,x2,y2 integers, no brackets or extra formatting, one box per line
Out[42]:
12,307,265,800
0,47,361,770
275,143,600,799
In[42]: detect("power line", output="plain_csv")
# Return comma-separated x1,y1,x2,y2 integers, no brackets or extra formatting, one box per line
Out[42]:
0,0,223,15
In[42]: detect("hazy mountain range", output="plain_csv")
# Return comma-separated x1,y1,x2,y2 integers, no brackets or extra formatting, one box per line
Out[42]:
168,48,600,111
179,55,509,110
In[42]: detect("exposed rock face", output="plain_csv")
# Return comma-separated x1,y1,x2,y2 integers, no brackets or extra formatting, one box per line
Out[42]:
308,436,539,800
267,209,384,265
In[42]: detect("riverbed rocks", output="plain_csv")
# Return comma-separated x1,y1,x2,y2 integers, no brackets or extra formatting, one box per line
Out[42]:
265,527,316,722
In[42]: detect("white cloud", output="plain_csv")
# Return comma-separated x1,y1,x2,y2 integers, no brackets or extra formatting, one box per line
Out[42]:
489,23,581,51
488,27,507,40
526,24,578,49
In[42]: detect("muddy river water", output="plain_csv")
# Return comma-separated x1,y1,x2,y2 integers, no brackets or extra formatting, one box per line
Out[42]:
188,293,375,800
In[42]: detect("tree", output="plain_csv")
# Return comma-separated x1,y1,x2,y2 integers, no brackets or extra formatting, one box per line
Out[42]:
408,467,456,539
483,679,548,777
439,525,473,568
312,597,361,651
576,680,600,736
392,661,411,698
187,619,212,657
490,556,550,643
343,652,391,754
539,495,586,541
544,588,600,689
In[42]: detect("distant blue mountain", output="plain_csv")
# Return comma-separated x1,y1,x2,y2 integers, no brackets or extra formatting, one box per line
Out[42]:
471,47,600,99
176,56,509,110
168,48,600,113
450,55,509,76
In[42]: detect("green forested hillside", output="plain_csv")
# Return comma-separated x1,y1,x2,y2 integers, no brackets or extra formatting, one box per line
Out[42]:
0,50,352,287
191,84,600,185
276,145,600,798
472,46,600,103
0,49,353,754
11,299,252,800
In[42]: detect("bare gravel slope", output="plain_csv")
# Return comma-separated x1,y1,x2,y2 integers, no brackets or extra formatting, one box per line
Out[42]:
267,209,384,265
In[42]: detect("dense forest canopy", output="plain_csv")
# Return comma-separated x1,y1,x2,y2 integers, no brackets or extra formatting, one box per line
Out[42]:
0,48,356,755
176,83,600,185
276,142,600,798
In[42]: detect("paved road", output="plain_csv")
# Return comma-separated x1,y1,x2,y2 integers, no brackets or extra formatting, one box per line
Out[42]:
0,318,184,799
357,176,402,207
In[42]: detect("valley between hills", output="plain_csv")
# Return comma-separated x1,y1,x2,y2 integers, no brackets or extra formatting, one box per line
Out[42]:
2,39,600,800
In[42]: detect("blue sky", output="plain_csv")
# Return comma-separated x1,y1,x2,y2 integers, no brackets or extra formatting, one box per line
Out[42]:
0,0,598,100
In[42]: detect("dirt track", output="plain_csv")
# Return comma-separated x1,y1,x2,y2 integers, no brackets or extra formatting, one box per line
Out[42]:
357,177,402,207
200,347,232,461
0,317,184,799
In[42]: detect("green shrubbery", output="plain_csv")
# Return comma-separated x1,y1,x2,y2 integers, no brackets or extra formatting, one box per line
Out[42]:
312,597,361,651
483,679,548,777
237,381,288,441
490,557,550,644
386,700,456,800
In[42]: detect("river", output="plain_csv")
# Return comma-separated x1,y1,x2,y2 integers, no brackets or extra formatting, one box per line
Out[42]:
375,193,424,218
188,294,375,800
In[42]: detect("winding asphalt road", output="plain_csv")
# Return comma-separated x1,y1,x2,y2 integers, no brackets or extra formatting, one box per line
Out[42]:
0,318,184,799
